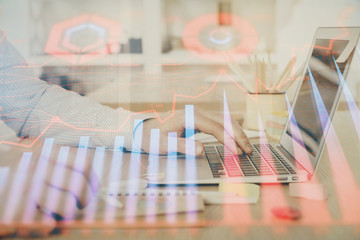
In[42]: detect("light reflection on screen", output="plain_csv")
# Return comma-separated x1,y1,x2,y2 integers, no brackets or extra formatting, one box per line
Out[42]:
286,39,349,159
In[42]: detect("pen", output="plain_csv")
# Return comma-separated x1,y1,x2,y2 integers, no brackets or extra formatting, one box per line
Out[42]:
143,190,258,204
273,57,296,90
226,54,255,92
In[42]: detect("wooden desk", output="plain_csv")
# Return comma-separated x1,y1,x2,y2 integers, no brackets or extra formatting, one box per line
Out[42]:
1,109,360,239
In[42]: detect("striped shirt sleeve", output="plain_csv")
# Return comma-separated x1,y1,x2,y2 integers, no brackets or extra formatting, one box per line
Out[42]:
0,31,149,150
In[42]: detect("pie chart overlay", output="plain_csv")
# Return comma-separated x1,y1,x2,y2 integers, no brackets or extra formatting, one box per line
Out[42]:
182,13,258,62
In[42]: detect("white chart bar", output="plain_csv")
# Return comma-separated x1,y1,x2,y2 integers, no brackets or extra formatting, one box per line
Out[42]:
63,136,90,217
84,146,105,222
42,146,69,221
2,152,32,223
146,129,160,222
105,136,125,223
126,120,144,222
22,138,54,222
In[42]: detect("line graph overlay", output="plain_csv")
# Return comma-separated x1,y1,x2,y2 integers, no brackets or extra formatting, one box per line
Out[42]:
0,69,250,148
1,28,356,149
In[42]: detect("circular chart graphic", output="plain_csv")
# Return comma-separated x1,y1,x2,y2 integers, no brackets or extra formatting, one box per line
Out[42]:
182,13,258,62
45,14,121,64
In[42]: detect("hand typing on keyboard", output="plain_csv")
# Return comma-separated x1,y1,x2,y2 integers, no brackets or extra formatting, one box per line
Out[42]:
140,108,252,156
205,144,296,178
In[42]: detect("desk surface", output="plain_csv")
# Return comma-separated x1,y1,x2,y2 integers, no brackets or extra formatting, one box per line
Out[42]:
1,109,360,240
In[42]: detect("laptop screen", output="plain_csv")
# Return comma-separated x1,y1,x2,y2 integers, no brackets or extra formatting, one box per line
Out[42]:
285,38,349,160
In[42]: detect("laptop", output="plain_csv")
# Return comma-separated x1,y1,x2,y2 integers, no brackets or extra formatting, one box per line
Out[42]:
147,27,360,185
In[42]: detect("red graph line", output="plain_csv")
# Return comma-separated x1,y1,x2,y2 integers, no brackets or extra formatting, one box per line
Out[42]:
1,25,352,148
1,120,55,148
265,27,352,91
0,70,251,148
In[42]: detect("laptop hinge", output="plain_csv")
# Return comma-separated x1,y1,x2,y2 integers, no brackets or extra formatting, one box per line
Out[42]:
277,145,310,175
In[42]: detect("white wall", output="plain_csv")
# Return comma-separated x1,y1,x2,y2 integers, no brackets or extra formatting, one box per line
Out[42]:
0,0,30,57
274,0,360,98
276,0,360,69
1,0,359,98
2,0,358,62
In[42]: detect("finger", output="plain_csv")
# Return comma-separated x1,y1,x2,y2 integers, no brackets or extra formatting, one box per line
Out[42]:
175,137,204,156
157,133,204,156
156,133,170,155
199,111,252,154
155,132,183,155
193,111,241,154
229,119,252,154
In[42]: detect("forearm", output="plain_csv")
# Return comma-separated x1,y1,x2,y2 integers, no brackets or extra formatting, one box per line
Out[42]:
0,31,149,150
21,85,149,150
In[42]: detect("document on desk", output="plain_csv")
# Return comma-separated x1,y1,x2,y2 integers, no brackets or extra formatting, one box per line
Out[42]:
76,191,205,219
218,183,260,203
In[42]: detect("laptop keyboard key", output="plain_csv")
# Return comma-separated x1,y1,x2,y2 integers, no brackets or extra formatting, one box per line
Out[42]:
206,144,297,178
205,146,217,153
206,153,221,164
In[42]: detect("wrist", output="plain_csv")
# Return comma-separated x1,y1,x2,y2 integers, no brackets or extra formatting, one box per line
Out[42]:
132,118,154,152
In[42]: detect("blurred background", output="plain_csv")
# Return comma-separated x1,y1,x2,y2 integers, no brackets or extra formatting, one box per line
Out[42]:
0,0,359,114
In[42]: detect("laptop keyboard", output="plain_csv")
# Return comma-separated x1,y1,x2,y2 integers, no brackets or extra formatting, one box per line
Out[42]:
204,144,296,178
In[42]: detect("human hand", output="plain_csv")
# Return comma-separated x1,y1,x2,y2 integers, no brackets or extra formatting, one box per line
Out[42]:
140,108,252,156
